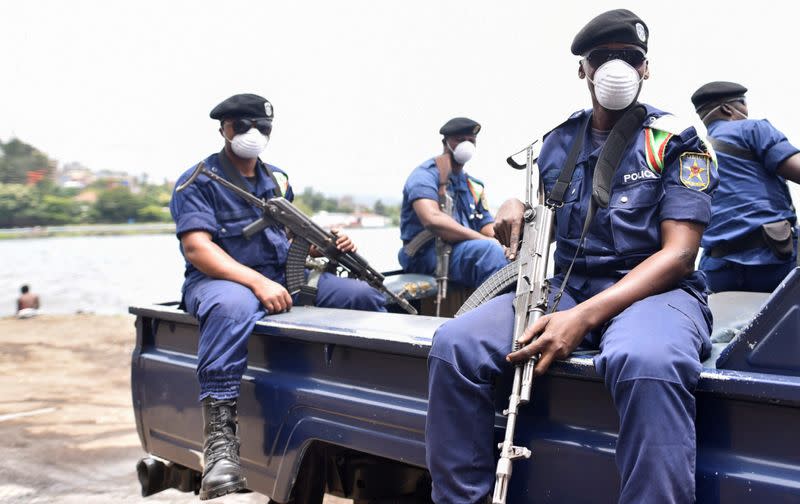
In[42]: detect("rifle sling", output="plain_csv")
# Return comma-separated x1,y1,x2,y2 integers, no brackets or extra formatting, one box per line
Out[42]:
549,104,647,311
707,137,757,162
548,113,592,205
217,149,282,198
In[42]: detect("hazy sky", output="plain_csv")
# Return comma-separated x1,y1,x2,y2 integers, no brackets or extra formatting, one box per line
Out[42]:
2,0,798,205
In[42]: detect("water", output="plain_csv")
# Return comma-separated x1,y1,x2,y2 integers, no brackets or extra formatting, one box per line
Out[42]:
0,228,403,317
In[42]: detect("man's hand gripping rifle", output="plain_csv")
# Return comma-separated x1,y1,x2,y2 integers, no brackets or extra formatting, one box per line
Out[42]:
176,162,417,315
492,140,555,504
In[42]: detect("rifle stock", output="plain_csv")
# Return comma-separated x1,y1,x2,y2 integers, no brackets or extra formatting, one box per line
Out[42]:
177,162,417,315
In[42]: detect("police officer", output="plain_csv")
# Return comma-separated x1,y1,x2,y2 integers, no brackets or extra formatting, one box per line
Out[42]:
169,93,386,500
691,82,800,292
398,118,507,292
426,10,717,504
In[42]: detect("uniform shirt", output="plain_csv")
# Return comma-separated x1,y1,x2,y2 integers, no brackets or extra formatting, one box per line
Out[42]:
170,151,294,290
539,105,718,284
701,119,798,265
400,158,494,245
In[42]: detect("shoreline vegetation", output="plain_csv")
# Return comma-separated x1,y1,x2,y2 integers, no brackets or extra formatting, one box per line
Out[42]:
1,137,401,235
0,220,399,240
0,222,176,239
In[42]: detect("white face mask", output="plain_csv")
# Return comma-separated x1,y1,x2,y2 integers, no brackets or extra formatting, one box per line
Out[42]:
585,59,644,111
448,140,476,165
228,128,269,159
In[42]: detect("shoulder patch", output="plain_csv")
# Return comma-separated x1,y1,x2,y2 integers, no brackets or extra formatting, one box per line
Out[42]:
679,152,712,191
272,172,289,197
643,127,673,175
466,176,486,208
648,114,695,136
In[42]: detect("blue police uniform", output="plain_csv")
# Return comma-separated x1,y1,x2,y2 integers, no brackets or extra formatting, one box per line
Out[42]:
398,158,508,288
425,106,717,504
699,119,799,292
170,151,386,400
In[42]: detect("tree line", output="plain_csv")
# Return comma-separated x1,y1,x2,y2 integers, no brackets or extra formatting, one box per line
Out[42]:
0,138,399,228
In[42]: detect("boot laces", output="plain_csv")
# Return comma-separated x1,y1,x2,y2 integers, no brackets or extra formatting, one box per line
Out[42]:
204,403,241,466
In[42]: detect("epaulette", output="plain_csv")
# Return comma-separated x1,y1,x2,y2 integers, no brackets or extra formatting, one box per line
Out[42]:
649,114,716,161
647,114,695,136
545,109,589,140
644,115,716,174
567,108,587,121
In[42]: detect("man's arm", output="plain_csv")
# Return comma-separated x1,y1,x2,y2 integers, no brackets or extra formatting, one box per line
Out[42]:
777,152,800,184
181,230,293,313
507,219,703,373
33,296,40,309
412,198,490,243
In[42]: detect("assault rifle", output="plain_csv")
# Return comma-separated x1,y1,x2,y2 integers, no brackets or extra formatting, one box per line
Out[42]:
492,140,555,504
434,192,453,317
176,162,417,315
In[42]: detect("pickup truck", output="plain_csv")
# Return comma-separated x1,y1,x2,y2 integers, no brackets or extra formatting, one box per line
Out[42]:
131,267,800,503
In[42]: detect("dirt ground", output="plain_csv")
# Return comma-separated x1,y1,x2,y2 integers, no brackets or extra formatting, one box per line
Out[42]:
0,315,349,504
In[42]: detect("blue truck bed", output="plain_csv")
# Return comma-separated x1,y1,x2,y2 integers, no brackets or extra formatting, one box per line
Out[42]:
131,268,800,503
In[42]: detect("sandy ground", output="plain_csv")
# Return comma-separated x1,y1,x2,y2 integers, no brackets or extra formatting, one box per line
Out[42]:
0,315,349,504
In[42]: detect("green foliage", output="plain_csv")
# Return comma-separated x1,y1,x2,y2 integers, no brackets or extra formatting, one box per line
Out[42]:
295,187,341,213
137,204,172,222
0,184,83,226
0,184,35,227
35,195,83,225
91,186,146,223
0,139,54,184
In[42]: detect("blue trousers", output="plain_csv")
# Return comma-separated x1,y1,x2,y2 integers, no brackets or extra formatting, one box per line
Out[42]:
700,253,796,293
426,275,712,504
184,272,386,400
398,239,508,288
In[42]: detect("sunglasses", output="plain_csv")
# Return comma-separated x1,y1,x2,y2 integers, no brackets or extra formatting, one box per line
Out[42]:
584,48,647,68
228,117,273,136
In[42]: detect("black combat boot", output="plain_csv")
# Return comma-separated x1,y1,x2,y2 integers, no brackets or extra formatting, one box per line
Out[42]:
200,398,247,500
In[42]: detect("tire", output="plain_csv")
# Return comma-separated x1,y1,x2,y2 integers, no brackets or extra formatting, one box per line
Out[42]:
455,260,519,316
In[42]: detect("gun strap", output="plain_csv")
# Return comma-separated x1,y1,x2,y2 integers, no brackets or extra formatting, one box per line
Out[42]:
592,105,647,208
707,137,757,162
434,155,453,200
550,104,647,312
548,113,592,205
218,149,282,198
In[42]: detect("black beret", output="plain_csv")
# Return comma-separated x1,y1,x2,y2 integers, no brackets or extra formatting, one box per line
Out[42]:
571,9,649,56
439,117,481,137
691,81,748,112
209,93,274,120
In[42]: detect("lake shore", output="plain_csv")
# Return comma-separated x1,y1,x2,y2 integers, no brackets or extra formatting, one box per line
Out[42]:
0,223,175,240
0,314,348,503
